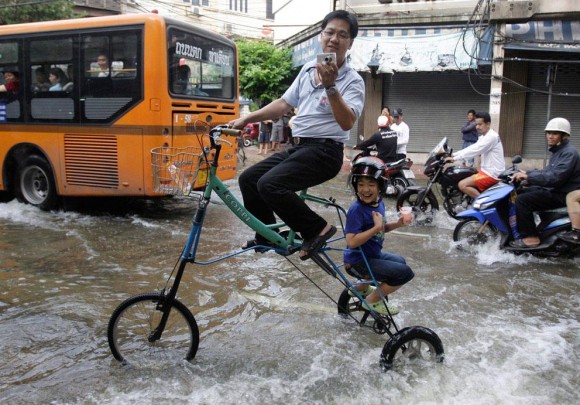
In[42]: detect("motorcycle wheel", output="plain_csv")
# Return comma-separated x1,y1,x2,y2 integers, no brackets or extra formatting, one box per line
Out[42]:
243,137,252,147
392,175,415,189
453,218,498,248
396,189,439,224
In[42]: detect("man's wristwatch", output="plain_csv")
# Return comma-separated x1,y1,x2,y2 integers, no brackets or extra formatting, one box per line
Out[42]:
325,85,338,96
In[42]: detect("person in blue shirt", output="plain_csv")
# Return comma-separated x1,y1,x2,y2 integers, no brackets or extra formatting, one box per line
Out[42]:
48,68,66,91
344,157,414,315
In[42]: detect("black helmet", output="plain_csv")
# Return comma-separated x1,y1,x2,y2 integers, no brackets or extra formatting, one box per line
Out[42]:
350,156,387,200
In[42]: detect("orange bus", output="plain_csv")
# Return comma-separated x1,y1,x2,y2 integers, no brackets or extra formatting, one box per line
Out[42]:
0,14,239,210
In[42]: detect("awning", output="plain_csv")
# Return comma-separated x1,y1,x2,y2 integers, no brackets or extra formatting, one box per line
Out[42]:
291,26,492,72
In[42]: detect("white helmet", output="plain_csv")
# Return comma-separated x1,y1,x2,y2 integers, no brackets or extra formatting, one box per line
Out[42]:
545,117,571,136
377,115,389,128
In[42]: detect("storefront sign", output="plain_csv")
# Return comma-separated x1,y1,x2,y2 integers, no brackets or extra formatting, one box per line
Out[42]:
505,20,580,52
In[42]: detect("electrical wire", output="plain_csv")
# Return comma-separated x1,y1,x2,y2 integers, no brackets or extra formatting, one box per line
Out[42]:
456,0,580,98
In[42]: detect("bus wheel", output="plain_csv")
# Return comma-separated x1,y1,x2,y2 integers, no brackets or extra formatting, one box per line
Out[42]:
15,155,58,211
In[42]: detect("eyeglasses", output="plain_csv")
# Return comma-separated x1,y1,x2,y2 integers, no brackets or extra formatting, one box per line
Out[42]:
321,29,350,40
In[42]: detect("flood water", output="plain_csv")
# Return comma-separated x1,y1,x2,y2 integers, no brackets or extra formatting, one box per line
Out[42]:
1,163,579,404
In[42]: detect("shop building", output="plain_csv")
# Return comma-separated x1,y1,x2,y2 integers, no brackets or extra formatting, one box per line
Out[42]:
279,0,580,167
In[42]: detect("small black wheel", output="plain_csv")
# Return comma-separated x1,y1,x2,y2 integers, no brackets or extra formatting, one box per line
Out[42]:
243,137,252,147
380,326,444,371
453,218,498,248
15,155,58,210
337,288,363,315
396,189,439,224
107,293,199,365
337,288,391,332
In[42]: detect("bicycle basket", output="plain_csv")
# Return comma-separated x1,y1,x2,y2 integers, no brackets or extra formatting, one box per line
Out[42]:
151,146,208,195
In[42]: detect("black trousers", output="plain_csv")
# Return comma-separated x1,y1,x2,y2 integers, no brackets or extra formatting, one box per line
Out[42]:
515,186,567,237
239,141,343,240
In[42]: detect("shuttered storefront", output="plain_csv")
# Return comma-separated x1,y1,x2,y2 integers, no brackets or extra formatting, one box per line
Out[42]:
381,69,491,153
523,59,580,158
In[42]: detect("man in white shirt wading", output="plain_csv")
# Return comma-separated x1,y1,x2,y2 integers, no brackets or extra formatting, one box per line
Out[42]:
446,111,505,199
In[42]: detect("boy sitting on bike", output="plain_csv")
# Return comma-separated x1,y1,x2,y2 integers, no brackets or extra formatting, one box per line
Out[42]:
344,157,414,315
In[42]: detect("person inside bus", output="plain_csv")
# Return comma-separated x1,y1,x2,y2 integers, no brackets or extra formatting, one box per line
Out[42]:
228,10,365,261
32,67,50,92
95,54,111,77
173,65,208,96
0,70,20,94
48,68,68,91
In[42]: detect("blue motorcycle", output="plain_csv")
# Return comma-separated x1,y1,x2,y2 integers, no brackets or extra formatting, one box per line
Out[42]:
452,156,578,257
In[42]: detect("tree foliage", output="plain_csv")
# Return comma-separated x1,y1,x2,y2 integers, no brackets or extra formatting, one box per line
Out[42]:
0,0,81,25
235,39,297,107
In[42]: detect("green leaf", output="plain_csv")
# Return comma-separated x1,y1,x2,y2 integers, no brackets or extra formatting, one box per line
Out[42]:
235,39,298,107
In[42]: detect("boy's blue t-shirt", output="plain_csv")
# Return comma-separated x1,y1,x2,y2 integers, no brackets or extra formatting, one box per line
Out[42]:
343,200,385,265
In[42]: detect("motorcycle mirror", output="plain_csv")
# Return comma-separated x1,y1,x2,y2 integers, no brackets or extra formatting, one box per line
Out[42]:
511,155,522,165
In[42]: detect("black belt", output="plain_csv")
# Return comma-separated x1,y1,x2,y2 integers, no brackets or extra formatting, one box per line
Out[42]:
294,137,343,146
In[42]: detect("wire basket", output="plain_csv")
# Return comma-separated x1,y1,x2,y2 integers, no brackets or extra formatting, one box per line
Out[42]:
151,146,207,196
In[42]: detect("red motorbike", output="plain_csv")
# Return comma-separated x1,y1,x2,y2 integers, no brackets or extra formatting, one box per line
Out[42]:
351,147,416,199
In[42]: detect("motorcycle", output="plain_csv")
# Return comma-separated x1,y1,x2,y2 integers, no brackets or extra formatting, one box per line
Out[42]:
453,156,578,257
351,144,416,198
396,137,476,220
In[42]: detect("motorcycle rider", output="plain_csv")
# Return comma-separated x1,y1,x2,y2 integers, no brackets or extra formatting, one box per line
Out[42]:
510,117,580,248
445,111,505,199
354,115,398,163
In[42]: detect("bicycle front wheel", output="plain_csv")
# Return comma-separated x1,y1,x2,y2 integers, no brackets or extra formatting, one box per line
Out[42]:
107,293,199,365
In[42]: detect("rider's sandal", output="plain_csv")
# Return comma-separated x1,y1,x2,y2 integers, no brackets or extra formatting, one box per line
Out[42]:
348,285,376,298
509,239,540,249
363,299,399,316
242,238,277,253
299,225,337,261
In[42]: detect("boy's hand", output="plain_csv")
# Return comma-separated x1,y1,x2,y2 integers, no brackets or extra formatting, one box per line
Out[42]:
372,211,383,231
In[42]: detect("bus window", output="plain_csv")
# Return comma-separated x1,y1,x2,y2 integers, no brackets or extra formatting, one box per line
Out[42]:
81,31,141,122
29,37,75,121
168,28,236,100
0,41,21,121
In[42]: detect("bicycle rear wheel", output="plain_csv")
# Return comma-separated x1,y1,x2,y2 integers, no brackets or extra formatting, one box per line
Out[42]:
107,292,199,365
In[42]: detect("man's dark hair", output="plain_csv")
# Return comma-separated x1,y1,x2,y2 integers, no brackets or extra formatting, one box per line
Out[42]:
322,10,359,39
475,111,491,123
468,109,476,115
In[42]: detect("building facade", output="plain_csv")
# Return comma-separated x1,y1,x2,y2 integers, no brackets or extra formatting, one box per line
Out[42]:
280,0,580,166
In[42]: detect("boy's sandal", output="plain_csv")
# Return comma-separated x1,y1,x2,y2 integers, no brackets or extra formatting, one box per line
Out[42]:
299,225,337,261
348,285,376,298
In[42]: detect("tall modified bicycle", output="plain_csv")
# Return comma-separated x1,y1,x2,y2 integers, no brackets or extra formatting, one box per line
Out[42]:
107,123,444,371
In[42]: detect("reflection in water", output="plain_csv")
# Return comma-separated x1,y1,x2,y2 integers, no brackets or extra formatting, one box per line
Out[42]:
0,174,579,404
